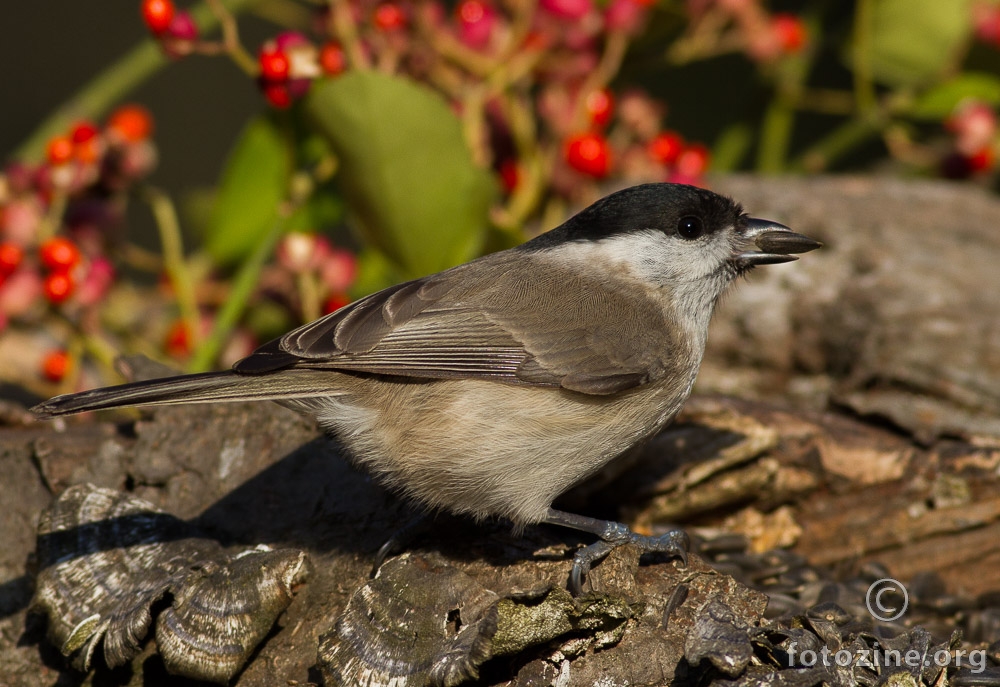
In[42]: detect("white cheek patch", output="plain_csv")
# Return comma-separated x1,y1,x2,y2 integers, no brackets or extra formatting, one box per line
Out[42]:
545,227,733,285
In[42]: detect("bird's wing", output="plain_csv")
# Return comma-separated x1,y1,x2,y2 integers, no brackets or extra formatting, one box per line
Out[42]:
235,253,680,395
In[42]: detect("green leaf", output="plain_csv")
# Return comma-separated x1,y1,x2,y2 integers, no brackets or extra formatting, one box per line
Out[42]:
204,114,292,265
867,0,973,87
909,72,1000,119
305,72,496,278
285,183,344,234
350,248,401,299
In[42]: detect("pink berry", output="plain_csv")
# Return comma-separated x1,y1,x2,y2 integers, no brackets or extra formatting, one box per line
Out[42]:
604,0,647,35
321,248,358,292
455,0,497,48
584,89,614,127
539,0,593,21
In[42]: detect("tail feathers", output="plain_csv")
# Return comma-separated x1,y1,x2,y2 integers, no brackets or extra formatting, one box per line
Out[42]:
31,369,333,418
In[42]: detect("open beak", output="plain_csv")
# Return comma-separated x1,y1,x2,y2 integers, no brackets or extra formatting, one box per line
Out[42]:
733,217,822,268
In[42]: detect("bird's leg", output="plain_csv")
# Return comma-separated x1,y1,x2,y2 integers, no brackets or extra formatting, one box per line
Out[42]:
543,508,689,595
370,514,430,578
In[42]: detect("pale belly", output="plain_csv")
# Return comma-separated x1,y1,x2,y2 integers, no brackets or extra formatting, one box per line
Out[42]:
291,375,692,526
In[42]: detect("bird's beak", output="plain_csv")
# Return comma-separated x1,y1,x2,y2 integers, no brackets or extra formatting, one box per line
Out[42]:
733,217,822,268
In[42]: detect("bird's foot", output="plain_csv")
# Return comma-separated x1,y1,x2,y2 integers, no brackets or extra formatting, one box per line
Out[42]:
371,514,430,578
544,509,689,595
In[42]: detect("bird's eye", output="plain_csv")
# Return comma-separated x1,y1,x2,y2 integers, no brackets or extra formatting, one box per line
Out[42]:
677,216,704,240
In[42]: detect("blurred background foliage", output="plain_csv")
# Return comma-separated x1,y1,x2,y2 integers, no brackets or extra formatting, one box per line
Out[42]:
2,0,1000,399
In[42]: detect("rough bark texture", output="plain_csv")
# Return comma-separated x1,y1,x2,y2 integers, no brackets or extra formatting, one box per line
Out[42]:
4,175,1000,685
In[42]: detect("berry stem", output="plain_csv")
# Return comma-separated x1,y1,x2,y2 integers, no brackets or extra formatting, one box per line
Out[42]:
326,0,372,70
567,30,629,133
794,112,885,173
755,29,814,173
187,165,327,372
205,0,258,76
142,186,202,355
13,0,258,162
37,191,69,243
491,93,547,233
188,217,284,372
756,96,795,173
852,0,877,116
296,271,322,325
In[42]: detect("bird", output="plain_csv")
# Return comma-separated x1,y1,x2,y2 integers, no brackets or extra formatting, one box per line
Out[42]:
32,182,820,592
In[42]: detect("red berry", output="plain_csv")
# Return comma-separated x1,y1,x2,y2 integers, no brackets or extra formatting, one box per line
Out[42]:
675,143,711,177
772,13,807,54
70,121,102,164
324,293,351,314
648,131,684,165
142,0,176,34
41,350,71,383
108,105,154,143
259,45,290,81
499,159,520,193
165,320,193,358
40,237,82,272
43,272,75,304
373,3,407,31
0,243,23,275
584,89,614,128
70,121,100,144
970,147,996,172
564,133,612,178
319,42,346,76
46,136,74,165
262,82,293,109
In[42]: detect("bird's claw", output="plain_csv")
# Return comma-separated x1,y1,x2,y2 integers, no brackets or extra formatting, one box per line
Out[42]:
568,527,689,595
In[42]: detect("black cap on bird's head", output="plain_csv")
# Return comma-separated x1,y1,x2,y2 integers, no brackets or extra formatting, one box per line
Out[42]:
521,183,821,270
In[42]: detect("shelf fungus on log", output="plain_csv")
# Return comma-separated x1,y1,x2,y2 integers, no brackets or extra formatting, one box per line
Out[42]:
30,483,309,684
319,549,770,686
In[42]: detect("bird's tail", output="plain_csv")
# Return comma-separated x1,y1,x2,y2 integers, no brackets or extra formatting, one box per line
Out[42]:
31,369,334,419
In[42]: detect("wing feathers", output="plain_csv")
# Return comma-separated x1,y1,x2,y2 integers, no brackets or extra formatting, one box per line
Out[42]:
230,253,677,396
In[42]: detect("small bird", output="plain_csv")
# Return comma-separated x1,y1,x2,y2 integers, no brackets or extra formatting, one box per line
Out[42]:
32,183,820,591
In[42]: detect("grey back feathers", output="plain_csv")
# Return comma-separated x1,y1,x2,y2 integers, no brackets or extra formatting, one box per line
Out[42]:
34,183,754,416
30,182,819,530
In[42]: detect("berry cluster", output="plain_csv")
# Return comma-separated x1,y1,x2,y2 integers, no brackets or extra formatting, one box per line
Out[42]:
685,0,808,63
0,106,158,382
141,0,199,58
135,0,811,212
215,0,739,204
275,232,358,316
